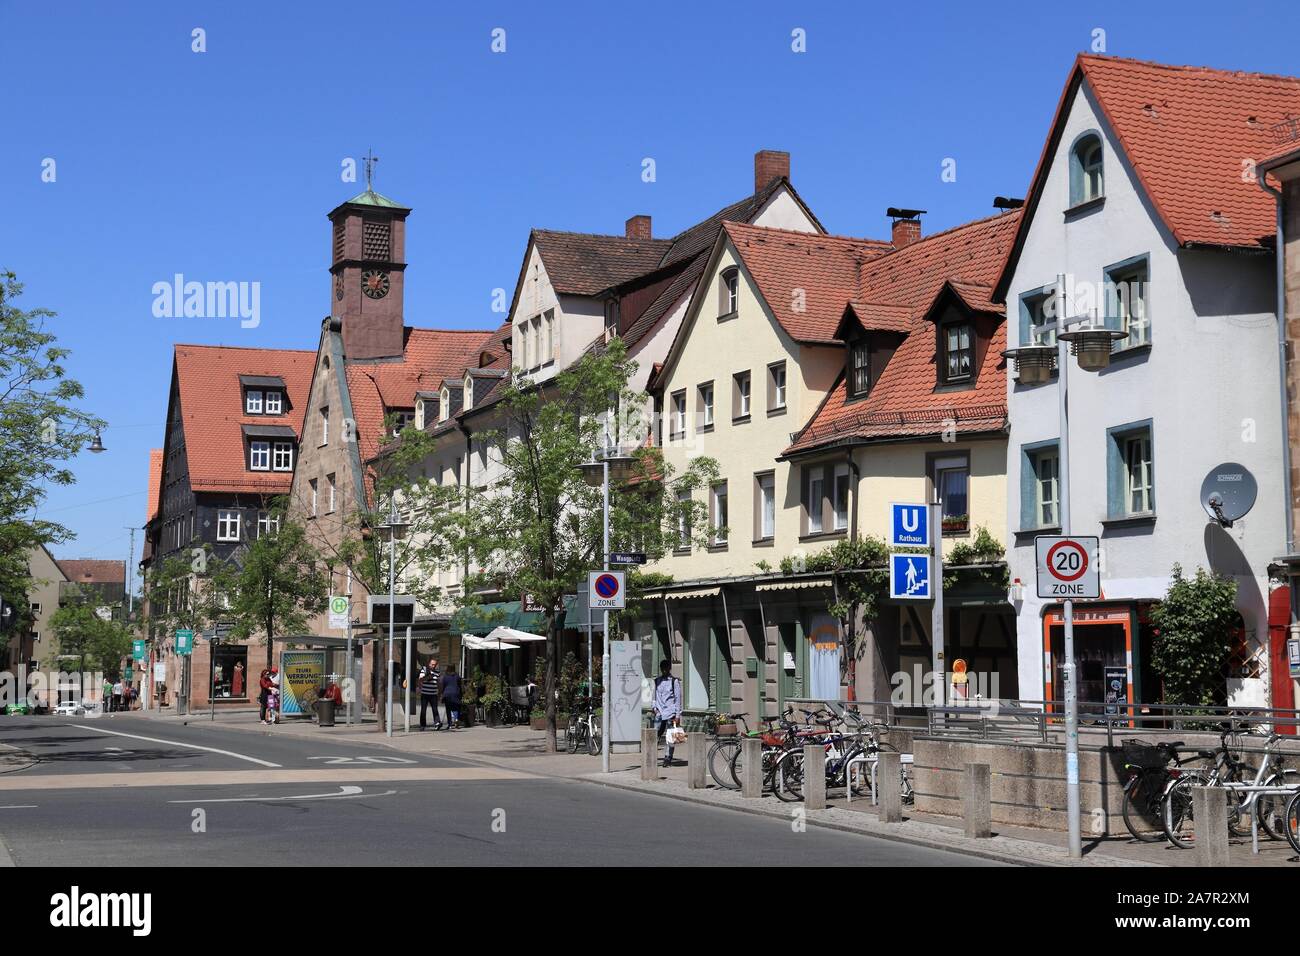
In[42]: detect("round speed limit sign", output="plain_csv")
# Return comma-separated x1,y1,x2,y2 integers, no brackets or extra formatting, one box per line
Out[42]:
1034,535,1100,599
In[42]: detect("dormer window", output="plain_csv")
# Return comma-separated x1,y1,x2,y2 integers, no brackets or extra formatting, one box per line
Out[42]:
941,321,974,383
264,391,282,415
719,268,739,318
391,411,414,437
1069,133,1104,207
464,376,474,411
439,388,450,422
250,441,270,470
849,340,871,398
246,390,263,414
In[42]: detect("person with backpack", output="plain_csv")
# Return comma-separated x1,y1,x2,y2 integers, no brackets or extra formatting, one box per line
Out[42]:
417,659,441,731
652,659,683,768
440,664,462,730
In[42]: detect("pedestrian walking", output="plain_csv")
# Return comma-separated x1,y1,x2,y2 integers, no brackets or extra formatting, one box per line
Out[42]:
266,667,280,725
440,664,462,729
112,679,123,713
102,678,112,714
652,660,683,768
258,669,272,723
417,659,441,730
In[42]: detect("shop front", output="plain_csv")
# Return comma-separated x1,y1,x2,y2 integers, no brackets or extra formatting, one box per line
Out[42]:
1041,602,1147,710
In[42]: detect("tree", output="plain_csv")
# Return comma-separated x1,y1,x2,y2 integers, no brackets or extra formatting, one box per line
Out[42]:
48,602,132,679
0,272,104,606
1149,563,1239,707
142,545,227,645
219,508,329,670
439,339,717,753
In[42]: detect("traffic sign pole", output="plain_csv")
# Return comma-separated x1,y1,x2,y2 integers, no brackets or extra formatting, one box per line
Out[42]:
930,502,944,707
602,458,610,774
1057,277,1081,861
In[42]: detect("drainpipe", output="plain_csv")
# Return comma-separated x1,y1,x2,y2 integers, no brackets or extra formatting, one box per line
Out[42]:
846,448,860,542
1257,169,1296,621
459,424,473,585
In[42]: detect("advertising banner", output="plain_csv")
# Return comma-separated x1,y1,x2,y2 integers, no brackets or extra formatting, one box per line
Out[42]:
278,650,325,716
608,640,643,745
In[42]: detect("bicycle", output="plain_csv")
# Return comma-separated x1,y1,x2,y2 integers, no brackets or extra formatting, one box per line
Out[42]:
1118,738,1198,843
566,695,602,756
1281,785,1300,856
706,713,752,790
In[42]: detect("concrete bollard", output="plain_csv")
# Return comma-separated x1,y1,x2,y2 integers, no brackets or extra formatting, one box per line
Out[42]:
741,737,763,798
1192,786,1230,867
964,762,992,838
878,751,902,823
803,743,826,810
687,732,707,789
641,727,658,781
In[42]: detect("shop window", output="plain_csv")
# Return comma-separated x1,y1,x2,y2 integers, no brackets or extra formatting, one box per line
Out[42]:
211,643,249,700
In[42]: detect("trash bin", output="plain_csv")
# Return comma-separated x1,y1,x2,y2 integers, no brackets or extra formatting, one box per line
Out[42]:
316,698,336,727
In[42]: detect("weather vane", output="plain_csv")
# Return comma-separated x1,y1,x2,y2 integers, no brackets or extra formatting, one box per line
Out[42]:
363,148,379,191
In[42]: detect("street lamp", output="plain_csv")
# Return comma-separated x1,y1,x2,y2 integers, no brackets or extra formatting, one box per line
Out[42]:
576,442,635,773
1002,293,1125,861
376,498,409,738
88,431,106,454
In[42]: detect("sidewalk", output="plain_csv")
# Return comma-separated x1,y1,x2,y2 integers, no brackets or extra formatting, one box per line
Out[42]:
133,707,1300,867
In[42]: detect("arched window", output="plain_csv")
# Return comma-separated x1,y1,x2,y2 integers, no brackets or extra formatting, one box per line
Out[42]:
1070,133,1104,206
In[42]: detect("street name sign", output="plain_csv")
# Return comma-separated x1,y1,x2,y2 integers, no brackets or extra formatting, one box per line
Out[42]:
588,571,626,610
609,552,646,566
1035,535,1100,600
889,503,930,548
889,553,932,600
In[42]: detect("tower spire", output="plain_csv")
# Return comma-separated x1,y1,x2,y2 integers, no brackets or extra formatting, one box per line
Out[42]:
363,148,379,192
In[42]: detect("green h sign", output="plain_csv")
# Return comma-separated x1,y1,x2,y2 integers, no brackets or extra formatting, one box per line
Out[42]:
175,629,194,655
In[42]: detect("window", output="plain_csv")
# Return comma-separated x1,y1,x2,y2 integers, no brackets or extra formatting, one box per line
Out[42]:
245,390,263,414
320,407,330,446
670,390,686,439
217,510,241,542
942,322,974,383
249,441,270,471
675,489,691,550
933,455,969,534
720,268,739,317
1106,257,1150,350
850,341,871,397
257,511,280,537
698,382,714,429
756,472,776,540
768,361,787,412
1070,133,1104,206
272,441,293,471
807,470,825,534
710,482,728,545
309,479,318,517
1023,446,1060,529
264,391,282,414
654,394,664,446
832,463,850,531
464,376,474,411
327,473,336,513
1125,433,1153,515
542,310,554,362
439,388,450,422
30,602,41,617
733,371,751,420
1022,288,1057,348
391,411,414,436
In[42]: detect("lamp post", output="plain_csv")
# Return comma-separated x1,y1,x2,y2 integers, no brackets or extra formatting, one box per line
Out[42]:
578,443,635,774
377,498,409,738
1004,283,1125,859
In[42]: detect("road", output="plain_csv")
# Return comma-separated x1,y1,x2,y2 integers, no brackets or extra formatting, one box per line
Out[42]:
0,715,1004,866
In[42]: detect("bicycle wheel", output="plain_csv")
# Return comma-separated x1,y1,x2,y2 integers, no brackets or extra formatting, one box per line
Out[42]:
773,750,805,803
1162,777,1196,848
1121,773,1167,843
587,718,602,756
1283,789,1300,856
1256,769,1300,840
566,715,581,754
709,739,741,789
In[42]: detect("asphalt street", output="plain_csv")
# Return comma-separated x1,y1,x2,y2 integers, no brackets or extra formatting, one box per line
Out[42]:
0,715,1006,866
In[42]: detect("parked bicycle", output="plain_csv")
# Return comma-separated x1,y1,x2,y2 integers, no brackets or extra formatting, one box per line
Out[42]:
566,695,602,756
1118,738,1199,842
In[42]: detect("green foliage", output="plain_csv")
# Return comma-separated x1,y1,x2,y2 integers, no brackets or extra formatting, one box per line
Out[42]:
0,272,105,605
142,545,228,643
48,602,133,676
943,526,1010,590
1149,564,1239,707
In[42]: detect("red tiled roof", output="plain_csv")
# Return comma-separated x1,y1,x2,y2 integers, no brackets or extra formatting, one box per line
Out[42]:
724,223,893,343
532,231,672,296
996,54,1300,298
56,559,126,585
347,327,495,463
145,448,163,523
173,344,315,494
785,211,1021,454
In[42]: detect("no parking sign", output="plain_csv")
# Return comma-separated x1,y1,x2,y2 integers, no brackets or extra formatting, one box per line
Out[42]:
588,571,626,610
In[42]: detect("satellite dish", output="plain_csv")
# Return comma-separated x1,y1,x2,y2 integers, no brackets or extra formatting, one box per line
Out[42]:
1200,463,1257,527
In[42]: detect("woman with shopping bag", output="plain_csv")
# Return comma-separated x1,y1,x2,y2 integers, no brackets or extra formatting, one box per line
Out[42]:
652,659,684,768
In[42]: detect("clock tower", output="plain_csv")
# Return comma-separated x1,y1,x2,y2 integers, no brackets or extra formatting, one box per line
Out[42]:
328,161,410,360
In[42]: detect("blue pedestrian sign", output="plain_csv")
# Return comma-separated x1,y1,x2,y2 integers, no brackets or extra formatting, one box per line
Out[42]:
889,553,932,600
889,503,930,548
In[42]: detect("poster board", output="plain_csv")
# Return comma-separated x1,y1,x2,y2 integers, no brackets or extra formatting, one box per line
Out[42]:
278,650,325,716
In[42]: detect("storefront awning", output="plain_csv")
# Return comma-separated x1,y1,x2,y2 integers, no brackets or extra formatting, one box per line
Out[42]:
663,587,721,600
451,601,551,636
755,578,834,592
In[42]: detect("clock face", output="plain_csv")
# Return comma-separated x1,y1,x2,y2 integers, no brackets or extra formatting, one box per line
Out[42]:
362,270,390,300
334,274,344,301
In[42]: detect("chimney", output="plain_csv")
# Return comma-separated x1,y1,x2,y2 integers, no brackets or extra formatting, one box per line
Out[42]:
754,150,790,192
887,207,926,249
625,215,652,240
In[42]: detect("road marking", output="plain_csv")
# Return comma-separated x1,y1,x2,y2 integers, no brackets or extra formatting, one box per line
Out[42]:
169,785,399,803
0,767,527,791
0,805,37,809
75,724,281,768
307,755,416,765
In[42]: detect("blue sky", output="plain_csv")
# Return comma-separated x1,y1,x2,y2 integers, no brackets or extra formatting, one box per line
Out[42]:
4,0,1298,568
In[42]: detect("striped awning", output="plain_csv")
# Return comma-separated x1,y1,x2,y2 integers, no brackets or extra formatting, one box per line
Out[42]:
755,578,834,592
662,587,721,600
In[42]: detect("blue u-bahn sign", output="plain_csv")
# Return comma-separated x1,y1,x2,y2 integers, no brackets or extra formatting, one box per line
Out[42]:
889,503,929,548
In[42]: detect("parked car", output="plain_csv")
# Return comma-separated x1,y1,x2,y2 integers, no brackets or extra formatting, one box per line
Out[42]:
6,697,47,716
53,700,85,717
